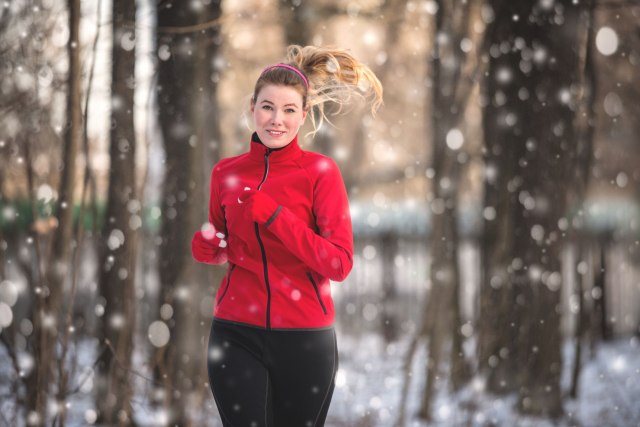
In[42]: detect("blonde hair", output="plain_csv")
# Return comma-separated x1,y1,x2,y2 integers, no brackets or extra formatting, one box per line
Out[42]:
252,45,383,136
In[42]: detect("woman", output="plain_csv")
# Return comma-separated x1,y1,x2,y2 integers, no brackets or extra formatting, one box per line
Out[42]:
192,45,382,426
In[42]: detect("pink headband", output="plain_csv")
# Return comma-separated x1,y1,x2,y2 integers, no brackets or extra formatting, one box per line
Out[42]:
261,63,309,88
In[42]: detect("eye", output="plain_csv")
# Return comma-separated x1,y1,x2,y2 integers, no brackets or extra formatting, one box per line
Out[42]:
261,105,273,110
285,108,296,113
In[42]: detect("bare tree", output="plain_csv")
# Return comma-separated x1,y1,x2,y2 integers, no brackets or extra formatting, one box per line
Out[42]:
95,0,138,424
54,1,105,423
569,0,597,399
155,1,224,424
380,232,400,342
24,0,83,424
416,0,476,419
481,0,584,417
478,0,533,394
396,1,491,423
0,2,71,425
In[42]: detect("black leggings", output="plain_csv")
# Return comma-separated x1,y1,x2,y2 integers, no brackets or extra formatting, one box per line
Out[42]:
207,319,338,427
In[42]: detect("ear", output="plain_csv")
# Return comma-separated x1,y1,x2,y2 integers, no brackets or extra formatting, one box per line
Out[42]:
301,108,309,122
250,97,255,113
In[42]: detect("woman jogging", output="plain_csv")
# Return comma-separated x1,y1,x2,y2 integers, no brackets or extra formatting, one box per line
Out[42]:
192,45,382,426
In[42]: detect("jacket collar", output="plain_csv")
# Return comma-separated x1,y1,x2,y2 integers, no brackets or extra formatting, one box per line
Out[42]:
249,132,303,163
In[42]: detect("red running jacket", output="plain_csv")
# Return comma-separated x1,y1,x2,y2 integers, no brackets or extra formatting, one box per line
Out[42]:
192,133,353,329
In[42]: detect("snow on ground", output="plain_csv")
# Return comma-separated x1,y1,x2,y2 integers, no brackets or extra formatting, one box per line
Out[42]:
1,332,639,426
327,331,640,427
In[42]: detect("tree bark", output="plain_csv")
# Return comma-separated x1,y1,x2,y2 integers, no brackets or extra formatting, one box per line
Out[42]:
380,232,399,342
25,0,82,424
479,0,522,394
593,238,611,340
482,0,584,417
569,0,596,399
570,241,586,399
95,0,138,424
417,0,474,419
155,1,223,424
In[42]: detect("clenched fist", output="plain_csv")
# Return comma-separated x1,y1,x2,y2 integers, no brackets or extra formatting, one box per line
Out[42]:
192,223,227,263
238,189,281,225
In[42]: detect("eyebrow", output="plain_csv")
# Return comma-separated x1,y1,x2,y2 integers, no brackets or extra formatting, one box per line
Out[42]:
260,100,300,108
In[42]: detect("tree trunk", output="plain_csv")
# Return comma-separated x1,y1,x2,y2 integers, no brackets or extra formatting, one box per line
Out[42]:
569,0,596,399
25,0,82,424
570,242,586,399
593,238,611,340
380,232,399,342
478,147,521,393
479,0,525,394
0,152,5,280
482,0,584,417
417,0,473,418
95,0,138,424
449,241,469,391
279,0,313,46
155,2,223,424
418,212,457,421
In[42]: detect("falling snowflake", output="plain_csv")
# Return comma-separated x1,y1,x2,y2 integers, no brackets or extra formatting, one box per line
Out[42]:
148,320,170,347
596,27,619,56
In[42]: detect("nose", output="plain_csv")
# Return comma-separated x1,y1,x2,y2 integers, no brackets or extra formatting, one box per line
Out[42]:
270,109,283,125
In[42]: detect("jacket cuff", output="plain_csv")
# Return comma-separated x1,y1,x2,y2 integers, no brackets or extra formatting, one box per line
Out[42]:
265,205,283,227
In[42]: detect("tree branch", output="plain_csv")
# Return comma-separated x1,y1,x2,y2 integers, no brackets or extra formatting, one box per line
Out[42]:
157,16,223,34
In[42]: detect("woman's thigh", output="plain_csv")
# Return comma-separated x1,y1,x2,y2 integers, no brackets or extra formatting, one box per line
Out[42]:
207,320,272,427
267,328,338,427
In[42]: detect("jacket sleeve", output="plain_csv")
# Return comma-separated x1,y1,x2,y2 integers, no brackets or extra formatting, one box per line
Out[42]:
192,165,228,265
267,159,353,281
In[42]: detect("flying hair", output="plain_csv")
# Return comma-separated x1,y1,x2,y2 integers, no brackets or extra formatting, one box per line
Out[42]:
252,45,383,136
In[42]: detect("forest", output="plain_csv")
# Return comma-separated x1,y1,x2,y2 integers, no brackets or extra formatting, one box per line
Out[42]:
1,0,639,426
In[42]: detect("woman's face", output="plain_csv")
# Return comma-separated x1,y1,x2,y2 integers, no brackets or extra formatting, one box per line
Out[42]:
251,84,307,149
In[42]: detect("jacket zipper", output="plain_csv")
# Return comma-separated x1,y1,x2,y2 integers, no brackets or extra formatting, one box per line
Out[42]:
216,264,236,305
307,272,328,315
255,149,272,329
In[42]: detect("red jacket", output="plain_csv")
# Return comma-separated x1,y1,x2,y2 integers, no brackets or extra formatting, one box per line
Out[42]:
192,133,353,329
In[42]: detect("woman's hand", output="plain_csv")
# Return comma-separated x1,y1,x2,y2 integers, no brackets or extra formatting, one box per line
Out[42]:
192,223,227,264
238,189,281,225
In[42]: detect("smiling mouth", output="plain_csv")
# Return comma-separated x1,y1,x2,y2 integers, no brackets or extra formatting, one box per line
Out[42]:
267,130,286,136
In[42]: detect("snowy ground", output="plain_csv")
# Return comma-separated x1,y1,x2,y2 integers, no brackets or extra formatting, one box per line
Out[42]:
327,332,640,427
1,332,639,426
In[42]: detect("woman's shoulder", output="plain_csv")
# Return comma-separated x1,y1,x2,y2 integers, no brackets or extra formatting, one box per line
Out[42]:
211,152,252,174
298,149,342,178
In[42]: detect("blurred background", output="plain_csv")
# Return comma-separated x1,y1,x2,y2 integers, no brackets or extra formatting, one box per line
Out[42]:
1,0,639,426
